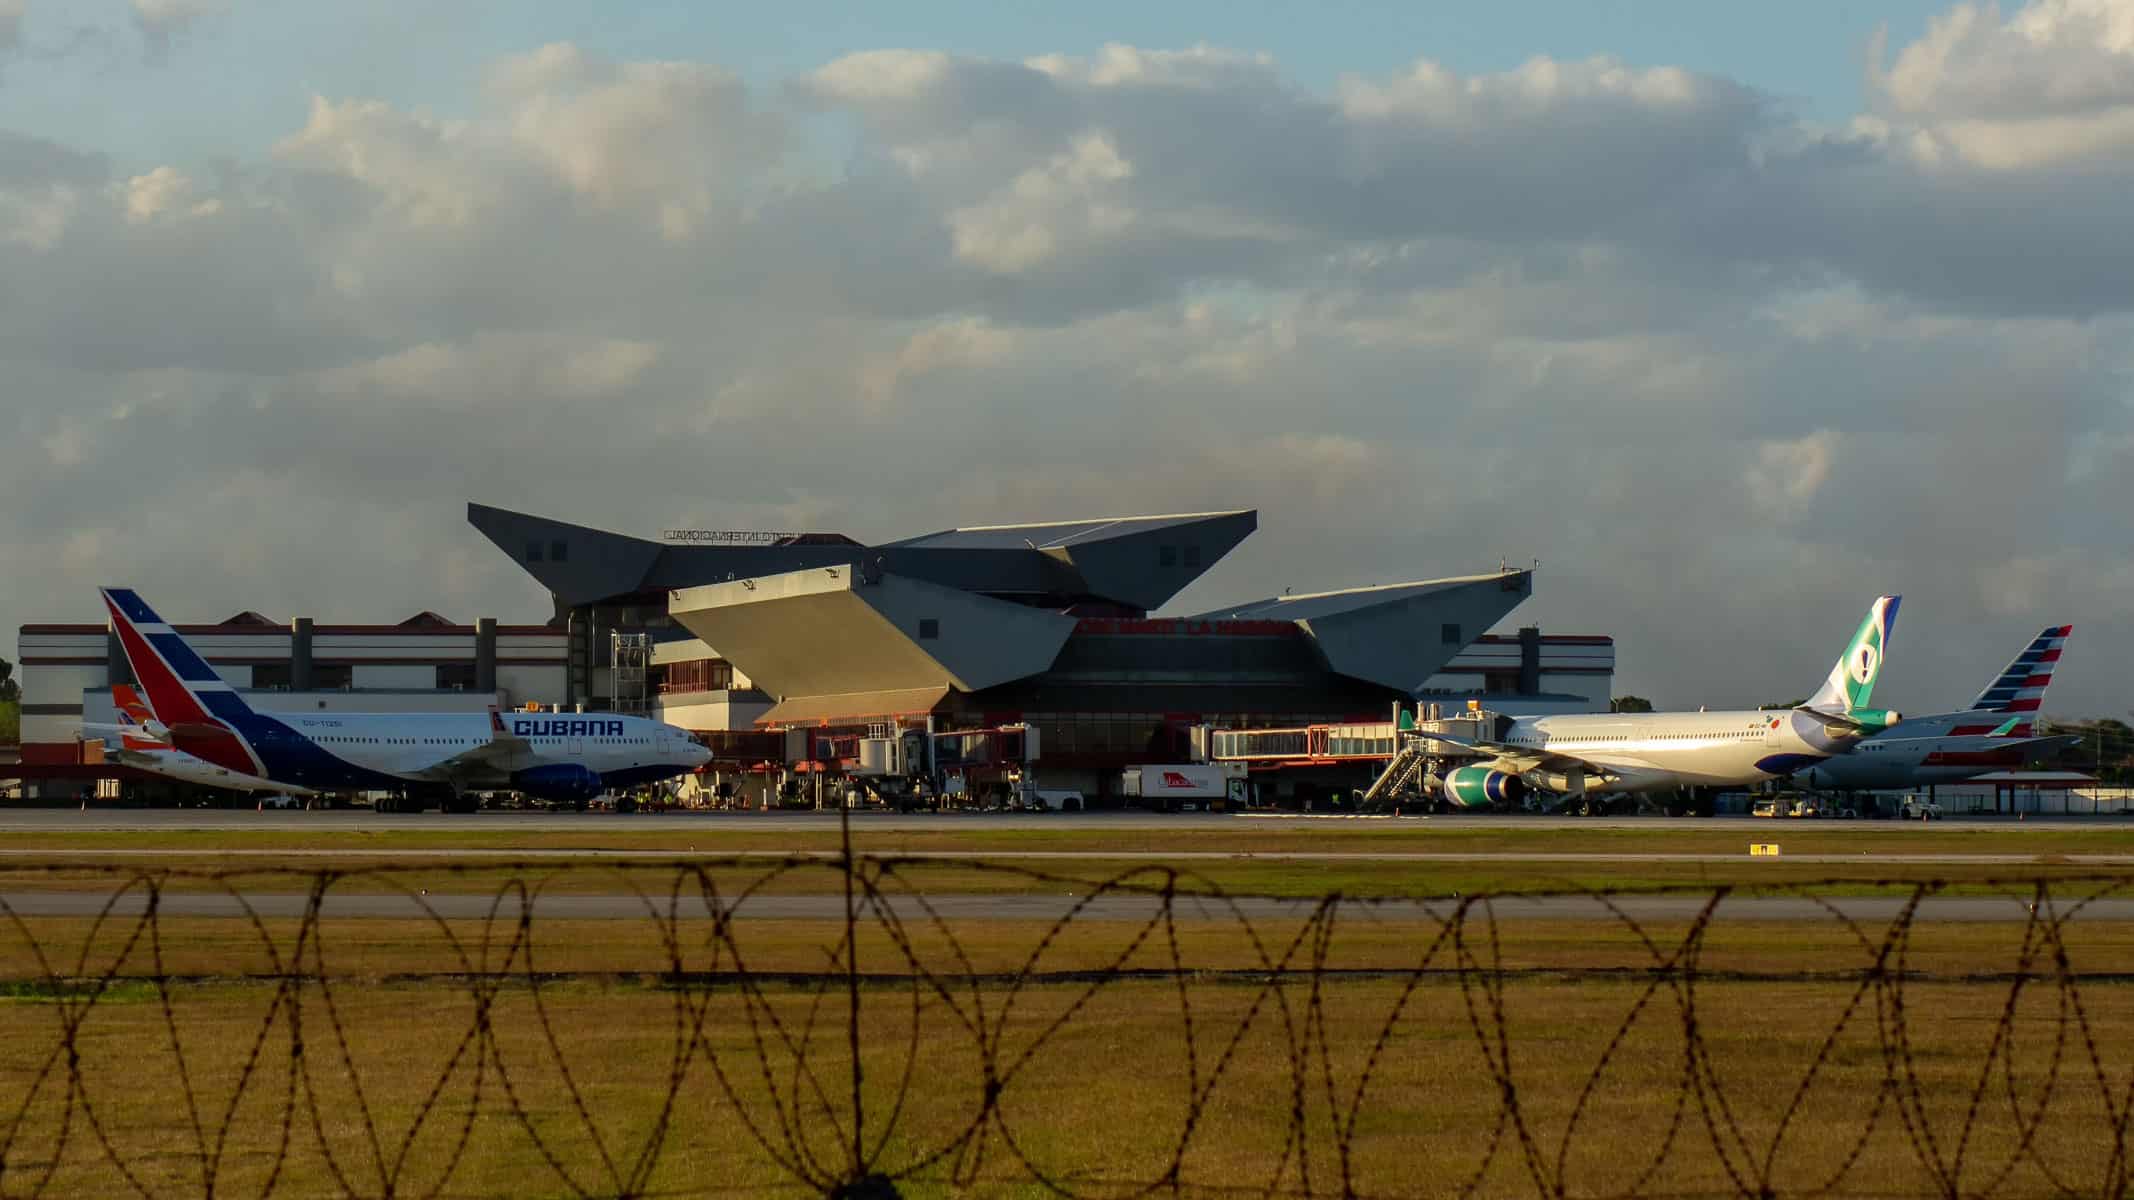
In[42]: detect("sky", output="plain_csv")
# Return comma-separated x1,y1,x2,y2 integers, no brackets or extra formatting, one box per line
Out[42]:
4,0,2133,717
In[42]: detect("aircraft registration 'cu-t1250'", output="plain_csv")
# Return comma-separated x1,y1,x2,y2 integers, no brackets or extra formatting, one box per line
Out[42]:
1798,625,2078,792
1409,595,1902,810
101,588,711,812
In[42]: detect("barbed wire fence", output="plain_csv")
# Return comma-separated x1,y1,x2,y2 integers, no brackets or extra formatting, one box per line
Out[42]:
0,840,2130,1196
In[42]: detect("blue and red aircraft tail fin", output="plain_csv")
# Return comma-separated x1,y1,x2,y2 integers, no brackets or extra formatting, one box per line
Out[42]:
1963,625,2072,733
100,588,265,773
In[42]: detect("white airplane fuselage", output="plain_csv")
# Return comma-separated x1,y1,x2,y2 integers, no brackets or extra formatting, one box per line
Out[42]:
107,741,309,795
1800,728,2074,790
1495,707,1863,794
198,710,710,795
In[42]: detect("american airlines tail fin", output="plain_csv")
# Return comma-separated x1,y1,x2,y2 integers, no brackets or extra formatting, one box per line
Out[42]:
1966,625,2072,727
1805,595,1901,716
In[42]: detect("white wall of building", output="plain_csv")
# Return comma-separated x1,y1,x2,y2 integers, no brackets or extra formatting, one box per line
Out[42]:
657,692,773,733
494,665,564,709
21,660,103,746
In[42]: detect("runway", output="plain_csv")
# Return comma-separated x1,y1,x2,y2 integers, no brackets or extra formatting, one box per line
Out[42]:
2,890,2126,923
1,847,2130,866
0,808,2124,835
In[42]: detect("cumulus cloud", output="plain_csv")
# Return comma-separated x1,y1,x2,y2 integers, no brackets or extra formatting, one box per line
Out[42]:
487,43,775,238
1871,0,2134,168
7,4,2134,715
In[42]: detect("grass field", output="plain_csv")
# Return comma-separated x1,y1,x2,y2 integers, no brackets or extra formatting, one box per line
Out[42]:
3,913,2131,1198
2,821,2130,1195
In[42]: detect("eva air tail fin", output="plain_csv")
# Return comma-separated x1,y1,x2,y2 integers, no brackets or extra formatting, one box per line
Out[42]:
1805,595,1901,720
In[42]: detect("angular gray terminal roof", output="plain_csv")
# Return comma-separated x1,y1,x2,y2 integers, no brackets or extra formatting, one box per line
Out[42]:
470,502,1255,614
475,501,1535,703
883,511,1254,551
1195,572,1537,695
1192,574,1526,622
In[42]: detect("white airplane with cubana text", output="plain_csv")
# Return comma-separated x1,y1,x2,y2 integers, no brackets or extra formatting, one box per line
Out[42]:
101,587,710,811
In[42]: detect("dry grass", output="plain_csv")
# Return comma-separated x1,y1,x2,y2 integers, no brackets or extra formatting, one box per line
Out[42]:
3,909,2133,1197
0,852,2129,901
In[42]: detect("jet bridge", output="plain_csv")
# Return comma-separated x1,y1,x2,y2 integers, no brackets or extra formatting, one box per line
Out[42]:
1201,703,1511,809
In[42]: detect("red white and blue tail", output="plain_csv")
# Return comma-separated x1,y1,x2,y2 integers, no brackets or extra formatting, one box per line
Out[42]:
1965,625,2072,729
100,588,265,775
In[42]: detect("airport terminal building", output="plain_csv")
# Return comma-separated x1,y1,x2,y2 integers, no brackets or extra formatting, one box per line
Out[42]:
471,503,1613,800
7,503,1611,804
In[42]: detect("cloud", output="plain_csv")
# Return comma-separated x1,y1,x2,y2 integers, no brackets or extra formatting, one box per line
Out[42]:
130,0,224,59
0,0,23,54
1870,0,2134,166
6,9,2134,718
1743,430,1839,519
486,43,776,238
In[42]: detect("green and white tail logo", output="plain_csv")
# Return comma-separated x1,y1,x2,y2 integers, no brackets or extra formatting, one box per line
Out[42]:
1809,596,1899,715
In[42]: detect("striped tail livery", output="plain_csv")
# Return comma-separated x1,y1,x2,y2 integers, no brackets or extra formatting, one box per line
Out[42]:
1959,624,2072,735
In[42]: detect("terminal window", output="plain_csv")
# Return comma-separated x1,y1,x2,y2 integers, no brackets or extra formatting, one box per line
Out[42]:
550,540,568,563
919,618,940,640
1184,545,1202,568
1441,623,1461,645
1159,545,1178,567
525,541,543,563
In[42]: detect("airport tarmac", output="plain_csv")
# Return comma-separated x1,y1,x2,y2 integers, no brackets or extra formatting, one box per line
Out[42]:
0,890,2122,923
1,847,2130,866
0,808,2121,835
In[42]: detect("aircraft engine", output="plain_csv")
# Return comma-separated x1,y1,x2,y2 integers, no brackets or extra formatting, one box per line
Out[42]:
1441,765,1527,809
1809,708,1902,738
512,763,605,802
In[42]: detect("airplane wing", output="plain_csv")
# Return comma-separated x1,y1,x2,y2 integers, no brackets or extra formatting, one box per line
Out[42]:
1995,733,2084,755
1406,728,1627,782
403,708,534,784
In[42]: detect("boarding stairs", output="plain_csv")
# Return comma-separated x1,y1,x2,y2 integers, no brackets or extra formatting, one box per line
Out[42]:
1360,741,1430,806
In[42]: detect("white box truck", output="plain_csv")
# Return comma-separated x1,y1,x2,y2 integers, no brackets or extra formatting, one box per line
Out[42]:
1123,764,1246,811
